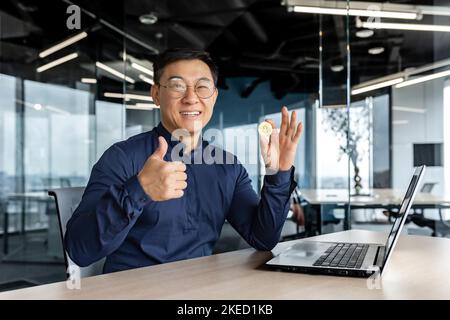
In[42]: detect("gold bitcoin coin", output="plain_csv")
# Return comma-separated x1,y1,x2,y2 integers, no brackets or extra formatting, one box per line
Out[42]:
258,122,273,137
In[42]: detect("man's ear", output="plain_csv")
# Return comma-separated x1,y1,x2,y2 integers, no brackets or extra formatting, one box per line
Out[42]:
211,88,219,106
151,84,160,106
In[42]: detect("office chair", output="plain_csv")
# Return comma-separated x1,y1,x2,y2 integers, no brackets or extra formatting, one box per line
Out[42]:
383,182,450,237
281,188,319,240
48,187,105,279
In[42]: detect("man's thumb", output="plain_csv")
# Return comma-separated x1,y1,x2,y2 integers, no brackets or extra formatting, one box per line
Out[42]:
152,136,168,160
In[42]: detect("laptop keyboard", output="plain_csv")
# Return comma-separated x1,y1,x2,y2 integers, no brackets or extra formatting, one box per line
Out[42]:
313,243,369,269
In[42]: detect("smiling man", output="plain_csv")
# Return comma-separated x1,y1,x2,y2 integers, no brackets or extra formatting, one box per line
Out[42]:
65,48,303,274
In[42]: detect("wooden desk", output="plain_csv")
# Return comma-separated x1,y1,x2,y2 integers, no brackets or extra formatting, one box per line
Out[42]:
1,230,450,299
300,188,450,206
300,189,450,232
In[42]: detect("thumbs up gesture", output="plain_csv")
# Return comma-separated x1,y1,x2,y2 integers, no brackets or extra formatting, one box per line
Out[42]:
137,136,187,201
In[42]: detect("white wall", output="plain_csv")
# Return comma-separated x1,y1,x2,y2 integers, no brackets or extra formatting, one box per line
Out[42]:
392,77,445,194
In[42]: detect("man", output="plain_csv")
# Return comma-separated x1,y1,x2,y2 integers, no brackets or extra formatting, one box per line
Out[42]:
65,48,303,274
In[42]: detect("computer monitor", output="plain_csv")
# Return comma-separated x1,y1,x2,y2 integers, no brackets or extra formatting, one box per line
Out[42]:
413,143,443,167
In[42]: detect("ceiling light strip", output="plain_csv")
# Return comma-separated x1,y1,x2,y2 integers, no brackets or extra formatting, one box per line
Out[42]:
104,92,153,102
361,21,450,32
396,69,450,88
392,106,426,113
81,78,97,84
131,63,154,77
293,6,417,19
36,52,79,73
39,32,87,58
139,74,154,85
96,62,135,83
351,77,404,95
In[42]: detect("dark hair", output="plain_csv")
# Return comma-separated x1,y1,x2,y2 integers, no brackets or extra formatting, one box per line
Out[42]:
153,48,218,85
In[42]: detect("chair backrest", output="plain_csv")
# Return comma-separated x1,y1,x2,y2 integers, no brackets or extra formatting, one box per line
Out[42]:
48,187,105,279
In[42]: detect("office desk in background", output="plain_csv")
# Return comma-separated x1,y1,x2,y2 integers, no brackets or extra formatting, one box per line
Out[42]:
1,230,450,299
300,189,450,233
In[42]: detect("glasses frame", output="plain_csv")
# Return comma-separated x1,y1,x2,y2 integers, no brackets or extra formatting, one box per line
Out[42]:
158,78,217,99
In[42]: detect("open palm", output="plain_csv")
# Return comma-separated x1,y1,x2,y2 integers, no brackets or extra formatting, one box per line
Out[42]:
259,106,303,175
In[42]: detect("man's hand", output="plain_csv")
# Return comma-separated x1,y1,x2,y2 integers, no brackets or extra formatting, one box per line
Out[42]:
259,106,303,174
137,136,187,201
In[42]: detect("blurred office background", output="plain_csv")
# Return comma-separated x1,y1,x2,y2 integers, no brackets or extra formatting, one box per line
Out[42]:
1,0,450,291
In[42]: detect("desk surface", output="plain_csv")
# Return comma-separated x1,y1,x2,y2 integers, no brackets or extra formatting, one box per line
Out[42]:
1,230,450,300
5,192,50,200
300,188,450,206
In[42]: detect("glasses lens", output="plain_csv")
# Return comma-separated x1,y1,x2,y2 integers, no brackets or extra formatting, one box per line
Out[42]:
167,79,187,97
195,80,214,98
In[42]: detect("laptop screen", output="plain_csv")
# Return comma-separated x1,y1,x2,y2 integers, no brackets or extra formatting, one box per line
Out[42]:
381,165,425,269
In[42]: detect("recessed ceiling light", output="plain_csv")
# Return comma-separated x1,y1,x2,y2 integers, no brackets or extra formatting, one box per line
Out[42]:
356,29,374,38
81,78,97,84
330,65,344,72
139,12,158,25
368,47,385,55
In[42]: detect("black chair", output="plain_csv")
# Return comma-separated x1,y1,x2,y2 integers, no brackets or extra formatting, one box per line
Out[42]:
281,189,316,241
384,183,450,237
48,187,105,279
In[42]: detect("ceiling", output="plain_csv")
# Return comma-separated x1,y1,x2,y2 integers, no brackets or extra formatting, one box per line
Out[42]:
1,0,449,101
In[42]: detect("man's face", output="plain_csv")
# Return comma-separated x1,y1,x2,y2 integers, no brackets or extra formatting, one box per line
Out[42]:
151,59,218,135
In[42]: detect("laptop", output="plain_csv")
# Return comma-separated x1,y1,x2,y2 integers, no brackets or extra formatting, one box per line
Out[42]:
266,165,426,278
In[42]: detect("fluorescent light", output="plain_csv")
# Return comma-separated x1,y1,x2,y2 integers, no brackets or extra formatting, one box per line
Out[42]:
104,92,127,99
293,6,418,19
395,69,450,88
136,103,158,108
330,65,344,72
131,62,154,77
126,94,153,101
96,62,135,83
356,29,374,38
368,47,385,55
81,78,97,84
126,103,159,110
351,77,404,95
393,120,409,125
139,74,154,85
36,52,78,73
136,103,159,109
349,9,417,19
39,32,87,58
104,92,153,102
33,104,42,111
361,21,450,32
393,106,426,113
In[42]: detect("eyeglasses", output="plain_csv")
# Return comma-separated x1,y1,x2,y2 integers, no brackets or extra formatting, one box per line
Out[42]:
158,78,216,99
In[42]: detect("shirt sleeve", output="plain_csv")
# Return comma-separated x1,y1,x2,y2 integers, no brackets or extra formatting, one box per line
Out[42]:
226,164,297,251
64,144,152,267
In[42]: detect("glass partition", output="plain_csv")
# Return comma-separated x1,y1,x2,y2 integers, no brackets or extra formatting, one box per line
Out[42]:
348,0,450,237
0,0,128,286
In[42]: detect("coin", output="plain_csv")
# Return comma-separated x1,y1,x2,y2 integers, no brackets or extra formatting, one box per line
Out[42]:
258,122,273,137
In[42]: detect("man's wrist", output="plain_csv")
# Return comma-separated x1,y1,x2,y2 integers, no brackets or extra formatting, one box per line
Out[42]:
279,164,293,171
265,166,295,185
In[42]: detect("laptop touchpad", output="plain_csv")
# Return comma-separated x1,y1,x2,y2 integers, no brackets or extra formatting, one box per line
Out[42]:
283,241,331,257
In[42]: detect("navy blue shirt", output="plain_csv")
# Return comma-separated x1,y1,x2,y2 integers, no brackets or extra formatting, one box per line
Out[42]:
65,122,297,274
